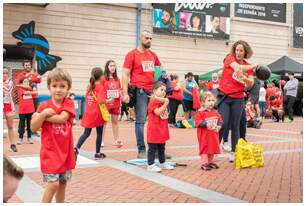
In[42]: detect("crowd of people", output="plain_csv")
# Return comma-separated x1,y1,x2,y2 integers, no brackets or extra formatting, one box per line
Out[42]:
3,30,300,203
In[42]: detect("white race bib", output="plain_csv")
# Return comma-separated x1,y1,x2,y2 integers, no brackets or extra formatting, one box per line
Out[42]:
232,72,245,84
141,61,154,72
107,90,119,99
23,94,32,100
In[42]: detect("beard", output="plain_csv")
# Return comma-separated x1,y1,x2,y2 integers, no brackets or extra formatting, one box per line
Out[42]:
142,42,151,49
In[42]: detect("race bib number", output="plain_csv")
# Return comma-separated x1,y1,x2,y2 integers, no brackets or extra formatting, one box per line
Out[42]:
107,90,119,99
212,84,219,89
206,118,218,128
23,94,32,99
141,61,154,72
3,95,10,104
232,72,245,84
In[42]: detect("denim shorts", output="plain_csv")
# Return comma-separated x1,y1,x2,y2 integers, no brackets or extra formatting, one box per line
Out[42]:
43,170,72,182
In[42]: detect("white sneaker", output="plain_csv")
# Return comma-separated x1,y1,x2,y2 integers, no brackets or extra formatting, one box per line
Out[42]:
159,162,174,170
226,152,234,163
147,164,162,172
16,138,23,145
222,142,232,152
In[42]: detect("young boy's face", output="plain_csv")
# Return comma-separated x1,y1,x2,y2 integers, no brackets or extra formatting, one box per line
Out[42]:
48,79,69,101
154,86,166,98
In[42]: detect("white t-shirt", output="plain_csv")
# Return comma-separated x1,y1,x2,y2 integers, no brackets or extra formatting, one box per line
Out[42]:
259,87,266,102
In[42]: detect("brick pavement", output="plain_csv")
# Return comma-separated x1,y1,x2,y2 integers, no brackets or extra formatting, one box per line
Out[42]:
3,117,303,203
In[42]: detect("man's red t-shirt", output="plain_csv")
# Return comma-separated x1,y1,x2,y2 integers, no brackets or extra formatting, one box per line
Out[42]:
81,82,106,128
37,98,76,174
219,54,252,98
123,49,161,92
102,78,121,109
168,81,183,101
147,99,169,144
18,87,35,114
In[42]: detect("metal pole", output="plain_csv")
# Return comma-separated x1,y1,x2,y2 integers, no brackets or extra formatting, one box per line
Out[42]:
136,3,142,47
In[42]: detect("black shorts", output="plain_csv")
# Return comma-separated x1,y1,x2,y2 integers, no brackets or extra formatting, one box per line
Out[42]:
182,99,195,112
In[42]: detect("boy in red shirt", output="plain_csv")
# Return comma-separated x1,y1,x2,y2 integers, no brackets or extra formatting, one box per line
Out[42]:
31,68,75,203
147,81,174,172
17,77,37,144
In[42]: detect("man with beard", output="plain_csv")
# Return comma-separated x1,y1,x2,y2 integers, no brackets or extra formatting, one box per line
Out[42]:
122,30,164,159
209,16,229,39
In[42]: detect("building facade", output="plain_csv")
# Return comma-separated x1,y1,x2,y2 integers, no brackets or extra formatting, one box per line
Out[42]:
3,3,303,95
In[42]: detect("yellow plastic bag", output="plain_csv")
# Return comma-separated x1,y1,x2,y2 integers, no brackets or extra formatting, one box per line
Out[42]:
91,91,110,121
235,138,264,169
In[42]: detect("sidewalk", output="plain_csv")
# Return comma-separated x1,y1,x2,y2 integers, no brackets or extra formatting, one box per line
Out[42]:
3,117,303,203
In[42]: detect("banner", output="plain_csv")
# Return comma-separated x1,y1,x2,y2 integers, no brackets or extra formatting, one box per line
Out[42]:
153,3,230,39
234,3,286,23
293,3,303,48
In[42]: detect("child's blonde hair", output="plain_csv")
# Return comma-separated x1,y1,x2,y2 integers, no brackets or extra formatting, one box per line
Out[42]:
3,67,9,74
47,68,72,90
199,91,215,105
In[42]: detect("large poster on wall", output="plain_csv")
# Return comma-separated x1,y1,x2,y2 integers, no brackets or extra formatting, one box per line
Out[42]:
293,3,303,48
234,3,286,23
153,3,230,39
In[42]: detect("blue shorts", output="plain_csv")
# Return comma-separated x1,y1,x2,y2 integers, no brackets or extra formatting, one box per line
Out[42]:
43,170,72,182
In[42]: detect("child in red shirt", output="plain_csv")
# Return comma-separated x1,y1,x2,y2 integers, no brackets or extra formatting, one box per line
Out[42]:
147,81,174,172
194,91,222,171
75,67,108,159
102,60,123,147
17,77,37,145
3,67,17,152
269,95,284,122
31,68,75,203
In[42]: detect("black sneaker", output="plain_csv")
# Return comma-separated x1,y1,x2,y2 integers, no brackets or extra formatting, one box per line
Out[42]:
10,144,18,152
94,153,106,160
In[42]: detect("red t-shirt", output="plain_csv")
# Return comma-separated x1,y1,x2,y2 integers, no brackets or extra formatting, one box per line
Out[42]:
36,98,76,174
18,87,35,114
194,109,222,155
270,99,283,108
123,49,161,92
81,82,106,128
168,81,183,101
147,99,169,144
219,54,253,98
207,81,219,91
102,78,121,109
